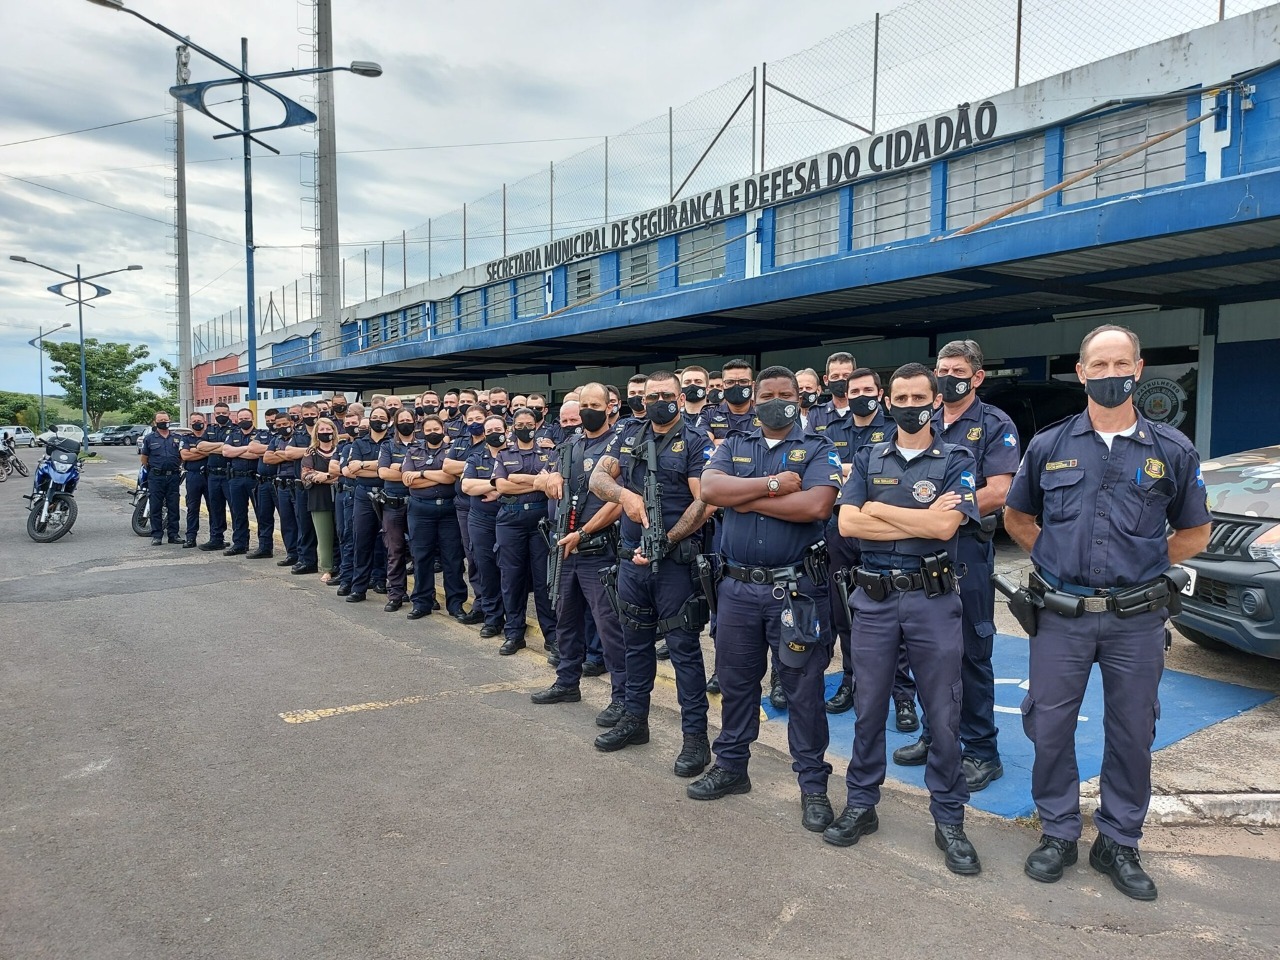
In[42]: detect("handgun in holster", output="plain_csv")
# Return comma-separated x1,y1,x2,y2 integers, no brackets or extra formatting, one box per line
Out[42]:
993,572,1043,637
694,554,722,618
830,566,854,635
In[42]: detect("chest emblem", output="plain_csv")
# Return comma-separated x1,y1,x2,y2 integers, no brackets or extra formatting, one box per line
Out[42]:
1045,459,1078,472
1144,458,1166,480
870,431,885,443
787,449,807,463
966,427,983,442
583,458,594,471
670,440,685,453
912,480,938,503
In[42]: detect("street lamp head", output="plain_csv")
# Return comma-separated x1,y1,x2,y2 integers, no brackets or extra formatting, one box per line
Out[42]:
10,255,28,263
58,322,72,331
85,0,125,9
349,60,383,78
127,264,143,271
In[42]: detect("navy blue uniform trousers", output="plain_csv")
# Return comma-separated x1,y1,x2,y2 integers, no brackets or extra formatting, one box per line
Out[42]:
183,469,206,543
148,473,180,540
382,502,409,602
455,503,483,600
351,490,383,593
274,482,299,559
495,505,556,643
293,484,317,566
335,486,354,585
715,576,833,793
467,509,504,629
227,473,255,550
206,473,228,543
252,478,275,553
1025,608,1165,847
555,550,625,701
618,558,708,735
408,497,466,614
847,586,969,824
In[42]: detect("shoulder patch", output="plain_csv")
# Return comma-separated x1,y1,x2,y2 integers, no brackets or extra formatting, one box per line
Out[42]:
966,427,983,442
1045,459,1078,472
827,449,841,468
960,471,977,490
1002,432,1018,447
787,448,807,463
703,445,714,461
1144,458,1166,480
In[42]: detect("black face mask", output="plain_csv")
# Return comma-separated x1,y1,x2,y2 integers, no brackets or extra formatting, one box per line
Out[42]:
422,404,438,416
331,404,347,416
289,414,300,423
724,384,752,407
369,420,388,434
239,421,253,431
344,424,357,436
302,416,317,428
626,396,646,414
817,392,832,406
827,379,848,399
1084,375,1136,409
889,403,933,435
155,422,170,431
530,409,545,423
514,426,536,443
317,433,335,443
682,385,706,403
580,408,608,433
215,414,230,425
458,403,471,416
424,431,445,445
849,395,880,418
489,404,507,418
799,391,819,409
938,374,974,404
756,398,800,431
444,405,459,417
485,432,505,448
646,399,680,426
707,389,724,406
395,422,416,437
414,405,426,417
190,422,205,432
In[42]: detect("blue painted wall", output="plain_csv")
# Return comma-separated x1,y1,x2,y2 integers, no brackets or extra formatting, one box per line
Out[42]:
1211,338,1280,456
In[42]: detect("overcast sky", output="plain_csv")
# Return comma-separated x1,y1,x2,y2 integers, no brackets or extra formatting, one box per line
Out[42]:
0,0,906,400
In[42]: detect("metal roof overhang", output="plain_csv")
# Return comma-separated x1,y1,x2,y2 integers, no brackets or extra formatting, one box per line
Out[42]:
210,168,1280,391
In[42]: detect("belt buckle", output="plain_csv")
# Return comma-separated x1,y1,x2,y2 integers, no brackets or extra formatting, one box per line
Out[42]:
749,567,768,585
891,573,914,592
1082,596,1109,614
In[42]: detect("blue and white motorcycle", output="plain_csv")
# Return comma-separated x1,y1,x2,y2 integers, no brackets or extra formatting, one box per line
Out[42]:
25,436,84,542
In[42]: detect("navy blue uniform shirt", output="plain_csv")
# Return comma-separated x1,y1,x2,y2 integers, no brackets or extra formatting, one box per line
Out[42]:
179,432,206,471
492,443,552,505
706,423,842,566
378,436,415,497
347,435,386,488
932,397,1020,502
705,404,759,442
223,426,257,473
204,421,230,470
448,438,489,507
1005,412,1212,588
402,441,454,499
461,448,501,515
270,431,299,479
605,420,709,545
838,438,980,569
140,429,182,470
549,429,615,530
255,429,278,477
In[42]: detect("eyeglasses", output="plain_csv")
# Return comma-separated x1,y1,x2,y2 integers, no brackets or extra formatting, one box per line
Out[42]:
643,392,678,402
721,378,752,387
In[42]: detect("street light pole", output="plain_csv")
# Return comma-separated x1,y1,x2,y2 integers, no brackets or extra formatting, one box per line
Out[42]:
239,37,258,419
27,322,72,432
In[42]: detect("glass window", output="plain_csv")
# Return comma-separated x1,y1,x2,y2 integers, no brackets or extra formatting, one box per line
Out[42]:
383,311,401,343
487,282,513,325
679,224,725,285
853,167,931,249
620,242,660,296
1062,101,1187,204
568,260,599,306
774,193,840,266
946,135,1045,229
406,303,427,337
517,274,544,317
458,290,483,330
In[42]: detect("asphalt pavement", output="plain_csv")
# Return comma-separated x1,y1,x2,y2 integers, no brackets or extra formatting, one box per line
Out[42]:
1,447,1277,960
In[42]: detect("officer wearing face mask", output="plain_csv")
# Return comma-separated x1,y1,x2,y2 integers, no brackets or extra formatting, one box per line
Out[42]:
589,371,711,779
796,368,822,430
195,401,232,551
343,407,390,603
219,408,260,556
893,340,1020,790
333,412,360,593
487,389,511,424
139,411,182,545
329,393,348,421
444,405,492,625
376,408,418,613
441,390,464,440
707,371,725,408
460,416,512,642
288,402,322,575
527,393,560,449
178,413,209,548
1004,325,1211,902
264,406,302,567
246,409,279,560
401,415,471,621
622,375,649,425
415,391,441,429
706,360,759,445
679,366,711,428
693,366,840,832
828,362,981,877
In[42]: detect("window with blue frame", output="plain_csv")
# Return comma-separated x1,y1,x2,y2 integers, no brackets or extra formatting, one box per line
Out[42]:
487,281,513,324
852,167,931,249
459,290,483,330
516,274,543,317
567,260,599,306
1062,100,1186,204
619,241,660,295
678,224,725,285
946,135,1044,229
406,304,427,337
774,193,841,266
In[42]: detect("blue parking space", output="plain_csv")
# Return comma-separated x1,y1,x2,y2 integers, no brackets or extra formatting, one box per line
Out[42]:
760,634,1274,818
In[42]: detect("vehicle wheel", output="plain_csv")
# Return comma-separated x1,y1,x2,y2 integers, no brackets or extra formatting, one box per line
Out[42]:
131,497,151,537
1176,624,1234,653
27,493,78,543
0,464,7,483
12,458,28,478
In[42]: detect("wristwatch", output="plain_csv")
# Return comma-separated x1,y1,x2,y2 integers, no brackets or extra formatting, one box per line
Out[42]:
766,476,780,498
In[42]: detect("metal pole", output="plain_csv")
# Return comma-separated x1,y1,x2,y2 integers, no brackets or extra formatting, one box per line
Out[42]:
76,265,89,437
603,140,609,222
402,230,407,288
38,328,46,432
239,38,259,419
175,44,194,424
463,202,468,269
363,248,368,300
1220,0,1226,21
502,183,508,256
549,162,555,242
380,239,385,296
315,0,342,360
751,67,757,174
760,63,767,170
871,17,880,133
427,219,432,278
1014,0,1024,88
668,106,674,198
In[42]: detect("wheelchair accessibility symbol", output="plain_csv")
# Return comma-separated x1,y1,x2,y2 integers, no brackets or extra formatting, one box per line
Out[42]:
994,678,1088,722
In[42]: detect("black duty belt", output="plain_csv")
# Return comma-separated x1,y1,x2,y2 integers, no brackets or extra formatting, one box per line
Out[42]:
207,467,230,477
150,469,179,477
230,469,256,476
723,562,807,585
184,465,207,475
856,568,928,593
274,477,298,488
410,495,455,506
499,501,543,512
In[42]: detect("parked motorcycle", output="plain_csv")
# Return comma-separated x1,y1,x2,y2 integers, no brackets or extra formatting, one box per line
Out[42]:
131,465,151,537
0,436,28,481
24,436,84,542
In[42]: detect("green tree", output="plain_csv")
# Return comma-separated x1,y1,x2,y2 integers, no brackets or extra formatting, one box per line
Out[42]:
158,358,180,408
42,339,155,431
0,391,36,427
122,389,176,425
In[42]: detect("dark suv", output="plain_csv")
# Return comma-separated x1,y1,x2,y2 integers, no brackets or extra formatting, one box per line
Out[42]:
976,378,1088,449
1172,445,1280,660
102,424,147,446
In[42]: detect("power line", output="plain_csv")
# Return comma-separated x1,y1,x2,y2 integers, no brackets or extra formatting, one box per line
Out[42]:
0,112,172,149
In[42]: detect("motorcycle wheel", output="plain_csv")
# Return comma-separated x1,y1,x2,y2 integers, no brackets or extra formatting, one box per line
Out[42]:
27,493,78,543
12,458,28,478
131,498,151,537
0,463,7,482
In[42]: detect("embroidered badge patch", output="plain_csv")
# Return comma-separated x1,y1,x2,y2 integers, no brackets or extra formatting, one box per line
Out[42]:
1045,459,1078,471
912,480,938,503
788,449,807,463
1144,458,1166,479
967,427,983,442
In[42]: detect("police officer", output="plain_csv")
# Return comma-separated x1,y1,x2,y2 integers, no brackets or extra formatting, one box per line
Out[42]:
679,366,710,428
896,340,1020,789
827,362,982,877
441,389,464,441
402,414,470,620
795,368,821,430
444,404,492,625
528,393,561,450
705,359,759,442
377,408,416,613
693,366,840,831
333,410,360,592
589,371,711,777
247,409,278,560
343,408,389,603
196,401,232,551
178,412,209,548
264,406,302,567
290,402,321,574
492,407,558,656
487,388,510,423
220,408,260,556
529,382,626,718
139,411,181,545
1004,325,1211,901
460,416,511,640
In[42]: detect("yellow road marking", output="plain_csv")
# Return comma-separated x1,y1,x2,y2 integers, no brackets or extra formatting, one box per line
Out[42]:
279,679,541,724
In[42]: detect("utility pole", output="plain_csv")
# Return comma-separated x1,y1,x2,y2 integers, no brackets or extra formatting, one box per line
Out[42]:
174,43,194,422
315,0,342,358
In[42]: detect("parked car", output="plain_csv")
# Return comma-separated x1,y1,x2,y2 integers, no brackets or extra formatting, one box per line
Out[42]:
976,378,1088,450
101,424,147,446
36,424,86,447
1172,444,1280,660
87,429,107,445
1,426,37,448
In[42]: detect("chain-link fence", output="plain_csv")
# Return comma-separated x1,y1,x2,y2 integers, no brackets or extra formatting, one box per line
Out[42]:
199,0,1277,343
